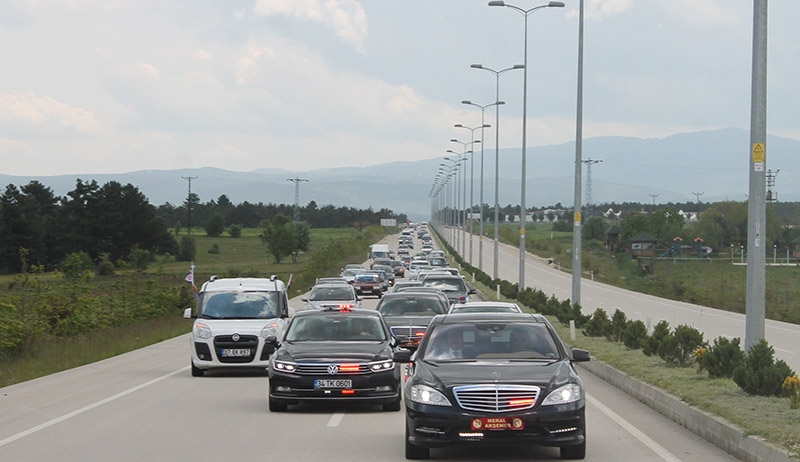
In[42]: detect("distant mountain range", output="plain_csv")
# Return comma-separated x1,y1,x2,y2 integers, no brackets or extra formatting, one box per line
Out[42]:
2,128,796,223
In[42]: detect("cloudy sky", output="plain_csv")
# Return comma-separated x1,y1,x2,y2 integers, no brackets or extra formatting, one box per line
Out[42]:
0,0,797,177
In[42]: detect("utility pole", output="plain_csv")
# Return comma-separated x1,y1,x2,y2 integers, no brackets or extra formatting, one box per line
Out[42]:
287,177,309,221
181,175,198,234
648,193,659,207
692,191,704,203
582,158,602,215
745,0,767,352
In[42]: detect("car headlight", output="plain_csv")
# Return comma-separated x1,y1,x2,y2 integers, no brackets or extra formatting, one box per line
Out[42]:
194,322,212,339
370,360,394,371
261,321,281,339
409,384,452,407
542,383,583,406
273,360,297,373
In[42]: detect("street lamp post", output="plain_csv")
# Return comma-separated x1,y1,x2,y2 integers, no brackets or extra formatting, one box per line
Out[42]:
449,141,478,259
442,158,461,247
489,0,564,290
455,124,490,267
462,101,505,273
471,63,524,280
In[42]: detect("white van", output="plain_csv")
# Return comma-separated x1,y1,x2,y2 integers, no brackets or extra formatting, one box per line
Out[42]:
184,275,293,377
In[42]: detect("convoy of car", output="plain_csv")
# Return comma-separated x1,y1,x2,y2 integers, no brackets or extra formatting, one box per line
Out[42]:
186,226,590,459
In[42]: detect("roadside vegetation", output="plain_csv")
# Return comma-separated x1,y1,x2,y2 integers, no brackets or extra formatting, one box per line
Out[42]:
0,224,386,388
443,220,800,456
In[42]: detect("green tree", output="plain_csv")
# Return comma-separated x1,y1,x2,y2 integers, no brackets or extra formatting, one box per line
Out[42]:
620,212,650,245
204,212,226,237
649,207,685,245
0,182,59,273
583,216,607,242
260,214,295,263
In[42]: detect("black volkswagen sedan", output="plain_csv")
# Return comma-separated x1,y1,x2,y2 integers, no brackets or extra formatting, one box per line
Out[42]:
267,307,402,412
397,312,590,460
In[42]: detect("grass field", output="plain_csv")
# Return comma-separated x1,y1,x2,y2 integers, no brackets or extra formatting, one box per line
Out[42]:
0,227,375,388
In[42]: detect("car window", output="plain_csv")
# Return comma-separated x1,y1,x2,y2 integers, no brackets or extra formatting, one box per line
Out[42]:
422,323,558,360
310,286,354,301
422,278,465,293
378,297,445,316
286,316,385,341
200,291,279,319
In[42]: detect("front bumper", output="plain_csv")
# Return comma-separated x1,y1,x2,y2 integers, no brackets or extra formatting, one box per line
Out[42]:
269,368,401,405
405,400,585,449
191,336,272,371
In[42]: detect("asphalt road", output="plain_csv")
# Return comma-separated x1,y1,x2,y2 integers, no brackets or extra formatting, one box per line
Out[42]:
0,233,738,461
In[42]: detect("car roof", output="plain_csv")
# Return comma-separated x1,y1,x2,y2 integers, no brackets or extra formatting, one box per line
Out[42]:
200,276,286,293
293,307,381,318
380,291,447,300
451,301,521,309
434,312,547,324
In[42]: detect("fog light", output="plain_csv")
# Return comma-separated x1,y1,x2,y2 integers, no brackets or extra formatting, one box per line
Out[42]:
459,432,484,440
375,385,392,392
275,386,291,392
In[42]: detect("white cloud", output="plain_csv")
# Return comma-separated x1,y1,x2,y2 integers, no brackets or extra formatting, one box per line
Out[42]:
253,0,368,51
0,92,99,136
193,48,212,62
132,61,160,79
566,0,634,21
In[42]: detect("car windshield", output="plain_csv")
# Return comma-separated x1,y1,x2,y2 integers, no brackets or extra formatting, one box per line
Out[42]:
422,323,558,361
285,315,386,341
199,291,279,319
378,297,446,316
355,274,379,283
422,278,465,293
309,286,354,301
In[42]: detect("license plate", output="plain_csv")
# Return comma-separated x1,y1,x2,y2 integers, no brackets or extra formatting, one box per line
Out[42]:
314,379,352,389
471,417,525,431
221,348,251,357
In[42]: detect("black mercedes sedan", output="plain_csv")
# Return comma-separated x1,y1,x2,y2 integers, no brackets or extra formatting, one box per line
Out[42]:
375,291,449,351
397,312,590,460
267,307,402,412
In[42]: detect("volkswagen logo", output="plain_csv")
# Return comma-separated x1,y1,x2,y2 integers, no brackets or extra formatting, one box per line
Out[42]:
327,364,339,375
232,333,240,341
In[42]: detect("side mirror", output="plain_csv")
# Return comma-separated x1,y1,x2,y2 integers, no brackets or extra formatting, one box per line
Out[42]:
301,297,309,302
287,307,296,318
571,348,590,362
468,288,477,294
393,349,413,363
183,308,194,319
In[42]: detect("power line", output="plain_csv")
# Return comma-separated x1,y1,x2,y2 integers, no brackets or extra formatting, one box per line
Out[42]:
286,177,309,221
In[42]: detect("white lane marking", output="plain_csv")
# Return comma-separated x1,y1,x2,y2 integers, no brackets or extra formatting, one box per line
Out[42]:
587,393,681,462
0,367,188,448
327,412,345,427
